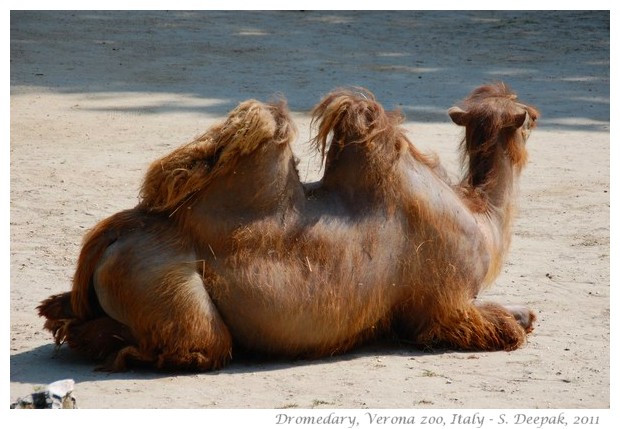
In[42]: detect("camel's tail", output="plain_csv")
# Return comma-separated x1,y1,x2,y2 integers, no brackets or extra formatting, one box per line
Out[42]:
139,98,296,213
37,209,144,360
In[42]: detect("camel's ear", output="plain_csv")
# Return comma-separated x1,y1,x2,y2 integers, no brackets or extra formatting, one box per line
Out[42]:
506,111,528,129
448,106,468,126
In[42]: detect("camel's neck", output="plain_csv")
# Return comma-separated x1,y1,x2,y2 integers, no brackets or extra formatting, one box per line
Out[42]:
463,132,520,215
463,137,521,286
486,152,518,213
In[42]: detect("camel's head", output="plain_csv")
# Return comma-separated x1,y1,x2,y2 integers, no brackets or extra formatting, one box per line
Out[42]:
447,82,539,176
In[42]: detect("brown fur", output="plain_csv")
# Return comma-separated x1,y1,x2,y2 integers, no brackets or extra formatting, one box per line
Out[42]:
38,83,538,371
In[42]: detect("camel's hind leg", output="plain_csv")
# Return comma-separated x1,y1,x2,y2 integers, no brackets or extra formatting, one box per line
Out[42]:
400,299,535,352
94,235,233,372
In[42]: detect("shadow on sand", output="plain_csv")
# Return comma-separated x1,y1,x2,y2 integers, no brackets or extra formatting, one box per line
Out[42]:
11,339,445,385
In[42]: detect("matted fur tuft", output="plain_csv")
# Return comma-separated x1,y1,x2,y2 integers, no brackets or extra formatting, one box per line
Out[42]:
310,88,441,206
139,99,296,213
311,88,401,159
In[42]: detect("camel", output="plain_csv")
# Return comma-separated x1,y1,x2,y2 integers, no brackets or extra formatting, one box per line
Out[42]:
38,82,539,371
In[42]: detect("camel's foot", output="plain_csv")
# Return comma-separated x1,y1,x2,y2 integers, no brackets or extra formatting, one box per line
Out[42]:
101,344,231,373
504,304,537,333
410,301,535,352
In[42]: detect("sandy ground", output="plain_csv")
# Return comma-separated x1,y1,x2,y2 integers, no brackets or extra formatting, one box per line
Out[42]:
9,10,610,415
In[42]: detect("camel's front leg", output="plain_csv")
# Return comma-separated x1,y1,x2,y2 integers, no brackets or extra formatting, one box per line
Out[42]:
398,299,536,352
430,301,535,351
503,304,537,333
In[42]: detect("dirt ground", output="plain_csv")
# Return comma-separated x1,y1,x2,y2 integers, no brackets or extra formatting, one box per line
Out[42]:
9,9,610,416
